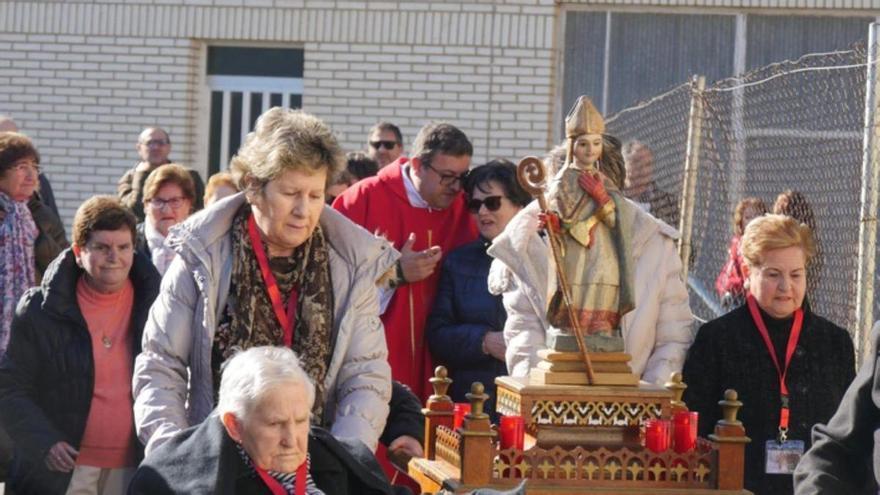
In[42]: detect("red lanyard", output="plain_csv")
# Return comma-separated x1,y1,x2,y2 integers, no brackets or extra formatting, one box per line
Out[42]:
254,461,307,495
746,293,804,441
248,213,299,347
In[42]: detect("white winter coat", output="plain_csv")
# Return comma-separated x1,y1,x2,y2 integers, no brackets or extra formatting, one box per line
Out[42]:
487,200,694,385
133,193,397,454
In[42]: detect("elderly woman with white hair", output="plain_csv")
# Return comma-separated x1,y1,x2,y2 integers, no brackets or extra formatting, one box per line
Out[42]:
133,107,397,455
129,346,395,494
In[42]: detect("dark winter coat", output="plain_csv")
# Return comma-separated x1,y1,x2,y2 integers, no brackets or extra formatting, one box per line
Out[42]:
27,193,68,282
0,248,160,494
128,415,395,495
134,222,150,258
380,381,424,447
682,302,855,495
793,322,880,494
426,239,507,419
0,194,67,284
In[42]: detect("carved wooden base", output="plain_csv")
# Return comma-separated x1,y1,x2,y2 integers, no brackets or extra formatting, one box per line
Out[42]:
530,350,640,386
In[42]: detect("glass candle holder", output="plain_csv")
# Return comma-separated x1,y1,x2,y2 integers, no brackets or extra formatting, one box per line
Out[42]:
453,403,471,430
645,418,671,453
673,411,699,453
499,415,525,450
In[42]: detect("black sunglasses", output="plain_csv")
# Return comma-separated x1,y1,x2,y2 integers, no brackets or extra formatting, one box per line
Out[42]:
369,140,398,150
467,196,503,213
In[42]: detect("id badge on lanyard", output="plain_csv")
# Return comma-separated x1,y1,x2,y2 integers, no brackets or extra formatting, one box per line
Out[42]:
746,294,806,474
765,439,805,474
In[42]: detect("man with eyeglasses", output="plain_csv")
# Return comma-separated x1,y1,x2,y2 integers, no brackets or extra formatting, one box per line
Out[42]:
366,122,404,168
117,127,205,222
334,122,478,403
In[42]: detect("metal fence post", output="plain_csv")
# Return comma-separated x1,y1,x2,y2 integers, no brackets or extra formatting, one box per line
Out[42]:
855,23,880,365
678,75,706,279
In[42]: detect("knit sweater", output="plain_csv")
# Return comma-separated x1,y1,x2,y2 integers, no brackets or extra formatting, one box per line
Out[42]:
682,303,855,495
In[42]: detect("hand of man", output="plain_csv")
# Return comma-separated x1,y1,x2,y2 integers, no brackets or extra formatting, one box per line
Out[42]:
398,233,442,283
388,435,424,466
482,331,507,362
45,441,78,473
578,171,611,206
537,211,561,234
134,161,154,173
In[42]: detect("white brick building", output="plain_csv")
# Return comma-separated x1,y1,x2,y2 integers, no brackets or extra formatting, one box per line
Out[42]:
0,0,876,225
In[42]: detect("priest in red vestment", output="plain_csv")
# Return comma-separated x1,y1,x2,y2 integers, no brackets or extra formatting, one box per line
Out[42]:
333,122,478,401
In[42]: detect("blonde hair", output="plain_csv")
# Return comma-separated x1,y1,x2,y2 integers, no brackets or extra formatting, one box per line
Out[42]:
203,171,237,204
142,163,195,204
229,107,344,194
733,197,768,236
741,213,816,268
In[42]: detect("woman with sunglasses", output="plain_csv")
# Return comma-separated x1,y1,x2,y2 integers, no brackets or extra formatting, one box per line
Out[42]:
426,159,531,418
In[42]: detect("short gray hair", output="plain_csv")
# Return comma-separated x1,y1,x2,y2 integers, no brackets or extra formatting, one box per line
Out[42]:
229,107,344,193
217,346,316,421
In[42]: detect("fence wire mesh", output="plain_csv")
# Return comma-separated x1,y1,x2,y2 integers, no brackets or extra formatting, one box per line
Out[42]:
606,42,874,336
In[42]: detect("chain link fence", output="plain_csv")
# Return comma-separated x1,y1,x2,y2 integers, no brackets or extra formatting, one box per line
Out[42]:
605,24,880,362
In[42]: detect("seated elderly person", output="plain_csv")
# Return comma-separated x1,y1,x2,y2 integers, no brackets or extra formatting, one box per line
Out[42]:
129,346,395,495
134,163,195,275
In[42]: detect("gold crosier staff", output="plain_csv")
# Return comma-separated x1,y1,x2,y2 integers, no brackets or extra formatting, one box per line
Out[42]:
516,156,596,384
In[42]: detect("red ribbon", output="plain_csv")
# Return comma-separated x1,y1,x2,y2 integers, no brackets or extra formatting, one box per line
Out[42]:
248,213,299,347
254,461,308,495
746,293,804,436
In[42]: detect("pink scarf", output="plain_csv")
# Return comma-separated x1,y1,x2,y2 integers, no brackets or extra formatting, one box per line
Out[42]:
0,191,38,355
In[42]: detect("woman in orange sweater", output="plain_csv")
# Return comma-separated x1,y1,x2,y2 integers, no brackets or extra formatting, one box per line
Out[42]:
0,196,160,495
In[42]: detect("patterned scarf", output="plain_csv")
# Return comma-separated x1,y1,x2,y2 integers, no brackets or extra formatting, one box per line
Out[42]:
0,191,37,355
235,444,325,495
213,206,334,418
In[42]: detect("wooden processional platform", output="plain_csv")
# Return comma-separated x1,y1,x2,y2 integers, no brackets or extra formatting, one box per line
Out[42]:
408,365,752,495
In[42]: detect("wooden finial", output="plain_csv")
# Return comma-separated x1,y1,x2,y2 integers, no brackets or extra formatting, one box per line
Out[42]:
665,372,688,408
429,366,452,401
465,382,490,419
719,389,743,426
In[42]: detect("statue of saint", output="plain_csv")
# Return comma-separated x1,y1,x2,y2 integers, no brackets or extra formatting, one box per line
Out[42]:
543,96,636,353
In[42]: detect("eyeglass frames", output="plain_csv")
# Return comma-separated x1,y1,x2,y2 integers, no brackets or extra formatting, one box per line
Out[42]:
423,162,469,187
369,140,398,150
148,196,187,210
467,196,503,213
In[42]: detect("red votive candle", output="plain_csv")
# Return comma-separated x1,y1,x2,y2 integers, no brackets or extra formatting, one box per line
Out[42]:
645,419,671,453
673,411,698,453
453,403,471,429
499,415,525,450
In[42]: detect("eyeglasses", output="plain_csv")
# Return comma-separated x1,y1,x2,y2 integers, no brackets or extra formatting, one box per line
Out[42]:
424,162,469,187
467,196,503,213
142,139,170,147
13,161,41,175
148,196,187,210
369,140,398,150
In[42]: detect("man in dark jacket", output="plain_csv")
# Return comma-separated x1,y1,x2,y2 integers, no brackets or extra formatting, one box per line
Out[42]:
793,322,880,494
0,196,160,494
117,127,205,221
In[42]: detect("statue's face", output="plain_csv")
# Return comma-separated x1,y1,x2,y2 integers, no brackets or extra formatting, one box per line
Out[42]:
573,133,603,167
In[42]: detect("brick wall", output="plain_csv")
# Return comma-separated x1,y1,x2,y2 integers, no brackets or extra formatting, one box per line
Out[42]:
0,0,558,227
